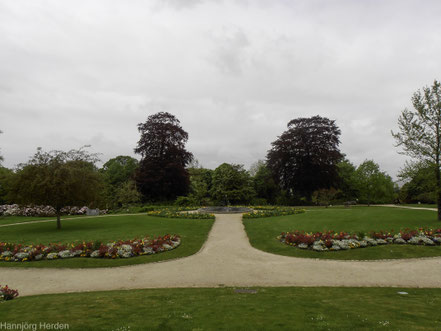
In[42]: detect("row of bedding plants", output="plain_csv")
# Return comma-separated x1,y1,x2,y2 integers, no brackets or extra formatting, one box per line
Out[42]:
243,206,306,218
0,234,181,262
147,208,215,219
0,204,107,217
278,228,441,252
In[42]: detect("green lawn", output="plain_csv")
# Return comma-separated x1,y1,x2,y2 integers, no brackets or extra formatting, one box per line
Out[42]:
244,206,441,260
0,214,213,268
400,203,437,209
1,287,440,330
0,214,87,226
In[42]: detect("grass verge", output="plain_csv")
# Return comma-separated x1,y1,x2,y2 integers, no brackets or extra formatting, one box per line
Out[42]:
0,287,440,330
0,214,214,268
244,206,441,260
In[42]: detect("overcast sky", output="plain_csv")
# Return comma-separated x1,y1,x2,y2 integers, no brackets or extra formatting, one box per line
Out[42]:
1,0,441,178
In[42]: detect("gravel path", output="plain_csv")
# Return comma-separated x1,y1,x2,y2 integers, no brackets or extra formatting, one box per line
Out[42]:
1,213,441,297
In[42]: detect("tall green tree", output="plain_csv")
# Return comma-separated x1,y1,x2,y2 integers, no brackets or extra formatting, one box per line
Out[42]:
187,166,213,205
8,147,103,229
398,161,436,204
336,159,360,201
267,116,343,201
210,163,255,205
356,160,395,205
135,112,193,201
392,80,441,220
0,166,12,204
251,160,279,204
100,156,139,208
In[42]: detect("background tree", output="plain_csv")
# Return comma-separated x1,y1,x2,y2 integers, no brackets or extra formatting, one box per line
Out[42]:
100,155,139,208
392,80,441,220
135,112,193,201
356,160,395,205
0,130,3,164
267,115,343,201
250,160,279,204
210,163,255,205
8,147,103,229
312,188,339,207
0,166,12,204
187,165,213,206
336,158,360,202
398,161,436,204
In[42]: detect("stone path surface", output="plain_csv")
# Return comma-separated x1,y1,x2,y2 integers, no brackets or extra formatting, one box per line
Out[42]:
1,213,441,297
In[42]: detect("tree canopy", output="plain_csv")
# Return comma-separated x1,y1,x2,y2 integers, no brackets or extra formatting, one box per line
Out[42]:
267,115,343,200
135,112,193,201
392,80,441,219
210,163,255,205
355,160,395,205
8,147,103,229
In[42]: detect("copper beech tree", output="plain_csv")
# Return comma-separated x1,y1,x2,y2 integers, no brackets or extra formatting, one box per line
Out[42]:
135,112,193,201
267,115,343,201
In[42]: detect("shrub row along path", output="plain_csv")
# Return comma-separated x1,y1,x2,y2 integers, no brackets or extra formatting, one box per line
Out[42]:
1,212,441,297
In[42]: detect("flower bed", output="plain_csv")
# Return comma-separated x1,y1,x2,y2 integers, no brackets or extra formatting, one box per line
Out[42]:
278,228,441,252
147,208,215,219
243,206,306,218
0,204,107,217
0,285,19,301
0,235,181,262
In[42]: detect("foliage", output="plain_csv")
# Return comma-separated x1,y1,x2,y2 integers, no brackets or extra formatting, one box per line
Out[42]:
210,163,255,204
399,162,437,203
135,112,193,201
187,166,213,205
0,234,180,262
267,115,343,200
336,159,360,201
355,160,395,204
0,285,19,301
392,80,441,220
0,130,3,164
7,147,103,229
100,156,139,208
0,166,12,204
114,180,141,207
279,228,441,251
311,188,339,207
251,160,279,204
243,206,305,218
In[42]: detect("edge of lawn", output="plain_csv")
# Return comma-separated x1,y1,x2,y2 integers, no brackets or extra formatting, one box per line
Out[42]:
242,207,441,261
0,213,215,269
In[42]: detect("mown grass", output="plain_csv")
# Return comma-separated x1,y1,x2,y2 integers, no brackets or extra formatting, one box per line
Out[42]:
399,203,437,208
244,206,441,260
0,214,213,268
0,287,440,330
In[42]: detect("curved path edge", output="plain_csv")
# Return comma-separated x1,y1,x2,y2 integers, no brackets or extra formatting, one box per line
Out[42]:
1,213,441,297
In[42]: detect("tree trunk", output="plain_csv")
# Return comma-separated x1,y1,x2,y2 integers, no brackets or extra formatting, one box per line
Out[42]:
56,210,61,229
437,166,441,221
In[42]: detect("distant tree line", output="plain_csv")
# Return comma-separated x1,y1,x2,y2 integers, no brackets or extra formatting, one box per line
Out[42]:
2,78,441,223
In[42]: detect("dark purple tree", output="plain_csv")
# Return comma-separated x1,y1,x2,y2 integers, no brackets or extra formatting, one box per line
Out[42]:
134,112,193,201
267,115,343,201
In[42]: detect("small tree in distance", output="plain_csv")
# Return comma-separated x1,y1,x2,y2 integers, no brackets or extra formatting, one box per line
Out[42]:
8,146,103,229
392,80,441,220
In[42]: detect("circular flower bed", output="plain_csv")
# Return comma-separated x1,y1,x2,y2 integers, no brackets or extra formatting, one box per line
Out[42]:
278,228,441,252
0,235,181,262
243,206,306,218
